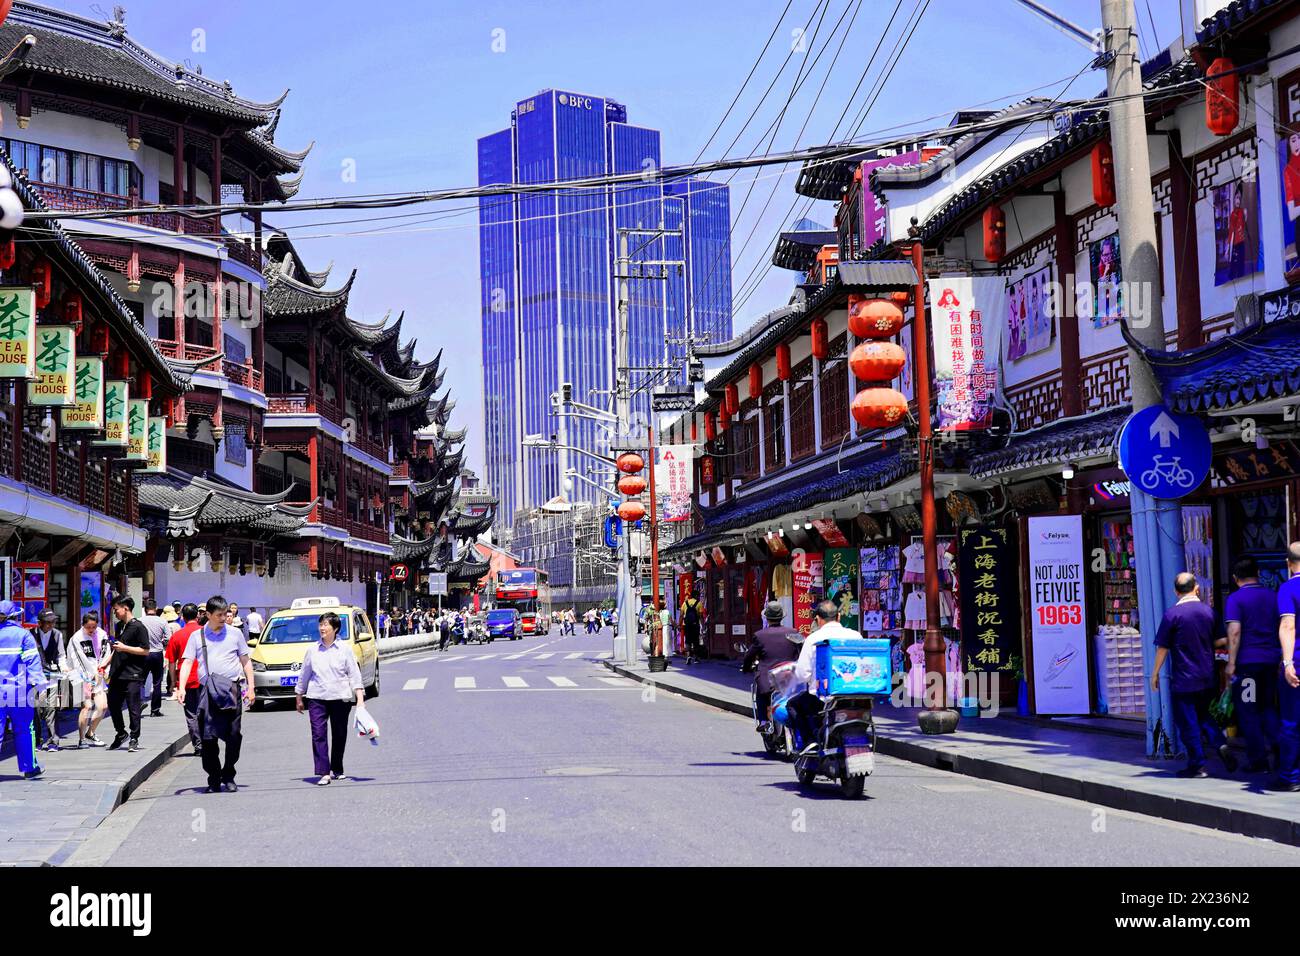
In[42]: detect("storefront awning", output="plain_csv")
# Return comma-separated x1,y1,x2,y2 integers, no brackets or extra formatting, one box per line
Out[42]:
969,407,1129,479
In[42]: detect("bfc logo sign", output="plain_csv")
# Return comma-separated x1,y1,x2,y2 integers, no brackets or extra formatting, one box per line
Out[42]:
557,92,592,109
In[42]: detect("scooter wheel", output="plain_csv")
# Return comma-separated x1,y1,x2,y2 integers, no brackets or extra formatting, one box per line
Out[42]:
839,774,866,799
796,764,817,786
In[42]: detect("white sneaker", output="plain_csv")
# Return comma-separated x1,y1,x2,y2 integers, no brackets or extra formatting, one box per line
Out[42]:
316,775,331,786
331,773,347,781
84,735,106,748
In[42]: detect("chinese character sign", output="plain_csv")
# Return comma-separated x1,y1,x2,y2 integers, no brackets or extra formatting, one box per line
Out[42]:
657,444,695,523
927,276,1007,431
1027,515,1089,715
824,547,858,627
792,551,824,636
859,151,921,249
27,325,76,405
61,356,105,429
958,526,1020,675
145,417,167,472
126,398,148,461
95,380,130,446
0,287,37,379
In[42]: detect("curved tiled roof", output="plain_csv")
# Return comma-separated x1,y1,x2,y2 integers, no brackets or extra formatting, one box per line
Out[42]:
449,553,491,583
263,255,356,316
1195,0,1289,43
968,407,1129,479
136,468,312,537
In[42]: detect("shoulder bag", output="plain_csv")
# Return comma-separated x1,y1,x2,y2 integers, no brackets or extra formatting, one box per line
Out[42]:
200,630,242,714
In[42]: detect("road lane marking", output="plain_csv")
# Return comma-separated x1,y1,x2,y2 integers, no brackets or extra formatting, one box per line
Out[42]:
454,676,476,689
442,656,466,662
402,678,428,691
599,677,636,687
533,652,555,660
547,676,578,687
504,653,527,659
473,654,499,660
564,652,583,659
403,655,437,664
595,652,613,659
502,676,528,688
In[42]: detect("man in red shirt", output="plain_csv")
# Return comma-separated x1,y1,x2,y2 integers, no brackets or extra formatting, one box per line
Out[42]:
165,603,202,754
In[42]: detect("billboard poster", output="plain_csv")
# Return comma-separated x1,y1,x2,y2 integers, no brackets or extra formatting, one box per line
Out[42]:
27,325,76,405
657,444,694,523
958,526,1020,675
1277,70,1300,276
859,151,921,249
126,399,149,461
1006,265,1053,361
145,417,168,472
824,547,858,627
78,570,103,627
928,276,1006,431
62,356,105,429
1212,176,1263,285
1089,233,1123,328
792,551,824,637
94,380,130,447
1027,515,1089,714
0,287,36,379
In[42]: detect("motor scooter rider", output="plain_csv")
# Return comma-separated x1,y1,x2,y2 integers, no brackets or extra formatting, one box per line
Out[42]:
788,600,866,754
741,601,803,725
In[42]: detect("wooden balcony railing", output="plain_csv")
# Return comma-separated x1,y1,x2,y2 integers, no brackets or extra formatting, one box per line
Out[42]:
223,359,264,392
267,393,312,415
391,461,409,479
32,182,221,237
346,517,389,544
155,340,221,364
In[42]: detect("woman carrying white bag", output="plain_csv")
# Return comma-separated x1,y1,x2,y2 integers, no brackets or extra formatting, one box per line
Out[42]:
295,612,373,785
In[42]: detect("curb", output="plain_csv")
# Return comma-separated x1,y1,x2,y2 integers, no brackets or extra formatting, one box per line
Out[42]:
604,661,1300,848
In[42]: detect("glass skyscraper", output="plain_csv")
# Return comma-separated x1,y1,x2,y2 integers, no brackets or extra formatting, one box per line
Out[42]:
478,90,732,531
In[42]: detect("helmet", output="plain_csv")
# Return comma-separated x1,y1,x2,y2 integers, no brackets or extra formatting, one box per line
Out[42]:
0,599,23,623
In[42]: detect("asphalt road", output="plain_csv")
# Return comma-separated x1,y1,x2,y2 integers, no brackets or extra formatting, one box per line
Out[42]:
96,626,1300,866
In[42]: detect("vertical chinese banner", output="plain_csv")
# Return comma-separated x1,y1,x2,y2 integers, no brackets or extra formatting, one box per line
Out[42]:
791,551,824,636
1027,515,1089,714
927,276,1008,431
658,444,695,522
824,547,859,628
126,398,149,461
145,417,167,472
958,526,1020,676
95,380,130,447
27,325,76,405
0,287,37,379
61,356,105,429
859,151,921,248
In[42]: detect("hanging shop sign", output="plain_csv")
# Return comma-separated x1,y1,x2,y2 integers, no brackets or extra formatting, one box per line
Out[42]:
927,276,1007,431
792,551,824,637
958,526,1019,675
126,399,149,461
61,356,104,429
764,532,789,557
824,547,859,627
859,151,921,248
27,324,75,405
1117,406,1212,499
812,519,849,547
1027,515,1089,715
658,444,694,523
94,380,130,447
144,417,167,472
711,546,727,566
0,287,36,379
1211,440,1300,488
17,561,49,628
699,455,715,487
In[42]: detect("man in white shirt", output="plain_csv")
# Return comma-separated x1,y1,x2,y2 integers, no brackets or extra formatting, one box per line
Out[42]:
789,600,866,753
244,607,264,643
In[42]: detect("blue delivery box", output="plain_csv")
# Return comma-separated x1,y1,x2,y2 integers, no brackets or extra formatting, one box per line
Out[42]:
814,637,892,697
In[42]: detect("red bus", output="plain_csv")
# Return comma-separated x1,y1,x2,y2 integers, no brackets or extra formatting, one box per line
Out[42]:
495,568,552,635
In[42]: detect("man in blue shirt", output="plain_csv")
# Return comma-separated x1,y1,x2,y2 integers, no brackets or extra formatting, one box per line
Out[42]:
1224,557,1281,773
1271,543,1300,791
1152,572,1236,778
0,600,48,778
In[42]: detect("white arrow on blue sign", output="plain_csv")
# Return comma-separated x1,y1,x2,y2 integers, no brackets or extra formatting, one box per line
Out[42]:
1117,406,1212,499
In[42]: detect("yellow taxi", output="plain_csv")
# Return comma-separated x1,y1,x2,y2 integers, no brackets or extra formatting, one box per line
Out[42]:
248,597,380,709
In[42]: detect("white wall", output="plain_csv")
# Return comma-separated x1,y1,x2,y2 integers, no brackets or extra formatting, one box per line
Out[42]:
153,553,367,618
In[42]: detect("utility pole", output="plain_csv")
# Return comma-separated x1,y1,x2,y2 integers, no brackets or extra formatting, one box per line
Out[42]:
1099,0,1181,757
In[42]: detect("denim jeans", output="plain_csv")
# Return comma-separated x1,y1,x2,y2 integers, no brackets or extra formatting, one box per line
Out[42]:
1233,663,1280,766
1172,688,1224,770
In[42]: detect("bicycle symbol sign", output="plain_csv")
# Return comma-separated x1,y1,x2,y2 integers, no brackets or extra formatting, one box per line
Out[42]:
1118,407,1212,500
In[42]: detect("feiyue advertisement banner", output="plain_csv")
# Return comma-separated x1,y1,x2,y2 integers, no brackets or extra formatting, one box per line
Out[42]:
1027,514,1089,715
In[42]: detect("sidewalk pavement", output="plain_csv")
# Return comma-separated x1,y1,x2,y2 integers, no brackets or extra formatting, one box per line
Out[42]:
606,655,1300,847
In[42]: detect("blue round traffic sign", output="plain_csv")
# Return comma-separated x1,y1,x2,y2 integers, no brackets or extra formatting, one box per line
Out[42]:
1117,406,1211,499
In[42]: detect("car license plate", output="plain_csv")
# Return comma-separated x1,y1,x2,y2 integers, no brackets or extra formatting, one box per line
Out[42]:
279,676,298,687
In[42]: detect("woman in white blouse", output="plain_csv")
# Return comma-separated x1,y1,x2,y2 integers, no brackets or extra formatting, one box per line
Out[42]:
295,612,365,786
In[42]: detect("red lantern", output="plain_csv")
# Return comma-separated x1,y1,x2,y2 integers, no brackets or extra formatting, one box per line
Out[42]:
617,474,647,496
982,205,1006,263
748,363,762,399
851,387,909,429
0,237,14,270
810,318,828,360
725,382,740,416
64,291,84,329
32,259,52,309
776,342,791,381
1091,141,1116,208
1206,57,1239,136
719,409,729,433
704,411,717,442
849,341,907,383
618,499,646,522
0,1,11,28
616,452,644,474
848,296,905,339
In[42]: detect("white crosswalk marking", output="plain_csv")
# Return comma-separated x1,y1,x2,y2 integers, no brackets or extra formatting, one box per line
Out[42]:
502,676,528,688
403,655,436,664
402,678,427,691
547,676,578,687
443,656,466,662
564,652,583,659
595,651,613,659
454,676,476,689
473,654,498,660
533,652,555,660
504,653,527,659
599,677,635,687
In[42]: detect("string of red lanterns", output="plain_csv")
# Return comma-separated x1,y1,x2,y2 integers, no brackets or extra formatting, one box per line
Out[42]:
847,295,909,430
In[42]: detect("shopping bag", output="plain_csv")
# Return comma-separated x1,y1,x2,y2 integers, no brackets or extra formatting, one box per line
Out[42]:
354,705,380,745
1210,686,1234,728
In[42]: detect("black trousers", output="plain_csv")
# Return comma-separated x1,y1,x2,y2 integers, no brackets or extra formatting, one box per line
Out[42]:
787,692,824,748
198,702,243,788
107,678,143,741
306,698,352,776
144,652,166,714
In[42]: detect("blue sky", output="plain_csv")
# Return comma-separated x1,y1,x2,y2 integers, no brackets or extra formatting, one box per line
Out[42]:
96,0,1183,476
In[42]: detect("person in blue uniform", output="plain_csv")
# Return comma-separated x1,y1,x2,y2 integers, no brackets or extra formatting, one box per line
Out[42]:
1271,543,1300,791
1151,572,1236,778
0,599,48,779
1223,556,1281,773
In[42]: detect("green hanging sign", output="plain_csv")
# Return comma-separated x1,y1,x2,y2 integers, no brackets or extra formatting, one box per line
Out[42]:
61,356,105,429
126,398,148,461
94,380,130,447
0,287,37,379
145,417,167,472
27,325,76,405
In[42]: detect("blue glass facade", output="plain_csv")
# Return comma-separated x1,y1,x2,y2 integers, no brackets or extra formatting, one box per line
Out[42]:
478,91,732,529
